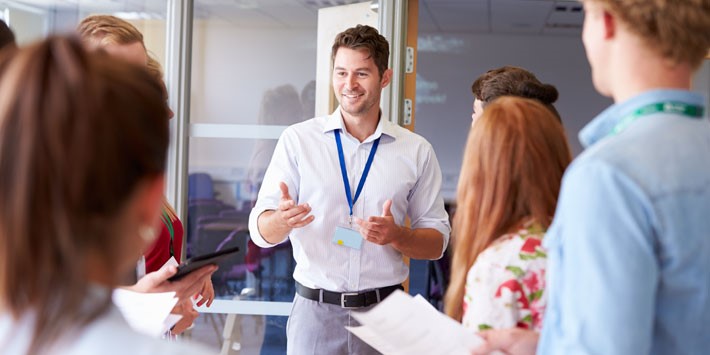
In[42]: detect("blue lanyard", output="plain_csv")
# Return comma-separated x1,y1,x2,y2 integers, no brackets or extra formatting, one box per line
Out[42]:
334,130,380,218
609,101,704,137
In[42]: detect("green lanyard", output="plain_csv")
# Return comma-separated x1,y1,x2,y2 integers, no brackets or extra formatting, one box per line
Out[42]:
160,210,175,258
609,101,704,137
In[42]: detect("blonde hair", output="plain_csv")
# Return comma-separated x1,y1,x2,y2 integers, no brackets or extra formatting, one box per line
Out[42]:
162,199,178,222
444,97,572,321
77,15,144,50
145,56,177,224
146,54,163,80
585,0,710,68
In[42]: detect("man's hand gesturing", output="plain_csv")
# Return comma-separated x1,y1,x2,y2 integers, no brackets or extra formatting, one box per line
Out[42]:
276,181,314,229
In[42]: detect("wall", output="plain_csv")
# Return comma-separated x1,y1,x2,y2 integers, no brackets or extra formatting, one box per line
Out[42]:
415,32,613,200
187,21,318,206
6,7,45,44
190,21,317,126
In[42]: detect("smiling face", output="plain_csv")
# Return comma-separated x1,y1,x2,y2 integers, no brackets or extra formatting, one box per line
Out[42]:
332,47,391,120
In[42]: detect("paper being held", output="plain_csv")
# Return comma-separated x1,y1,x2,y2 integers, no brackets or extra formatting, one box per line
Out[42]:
346,290,486,355
112,288,181,337
113,257,183,337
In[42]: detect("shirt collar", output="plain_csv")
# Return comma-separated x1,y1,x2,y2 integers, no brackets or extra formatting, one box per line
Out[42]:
579,89,705,148
323,106,398,142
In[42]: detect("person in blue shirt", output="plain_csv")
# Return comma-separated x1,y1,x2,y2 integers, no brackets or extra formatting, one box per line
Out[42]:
472,0,710,354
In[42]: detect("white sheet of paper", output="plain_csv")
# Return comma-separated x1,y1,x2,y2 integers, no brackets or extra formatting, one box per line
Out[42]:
165,256,179,268
114,257,183,338
112,288,181,337
163,314,183,332
346,290,485,355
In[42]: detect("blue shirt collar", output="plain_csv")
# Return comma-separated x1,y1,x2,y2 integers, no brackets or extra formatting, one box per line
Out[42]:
323,106,397,142
579,89,706,148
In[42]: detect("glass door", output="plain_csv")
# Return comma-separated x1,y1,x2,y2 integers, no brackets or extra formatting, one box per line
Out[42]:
184,1,383,353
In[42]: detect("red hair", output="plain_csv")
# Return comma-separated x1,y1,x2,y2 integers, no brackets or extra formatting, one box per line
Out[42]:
445,96,572,321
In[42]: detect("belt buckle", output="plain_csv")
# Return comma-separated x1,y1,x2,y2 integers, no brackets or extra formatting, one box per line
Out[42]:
340,292,360,309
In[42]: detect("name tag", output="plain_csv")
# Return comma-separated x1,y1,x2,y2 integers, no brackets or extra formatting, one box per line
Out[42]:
332,225,363,250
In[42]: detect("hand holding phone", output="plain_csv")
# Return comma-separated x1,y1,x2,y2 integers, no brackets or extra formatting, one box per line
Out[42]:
168,246,240,282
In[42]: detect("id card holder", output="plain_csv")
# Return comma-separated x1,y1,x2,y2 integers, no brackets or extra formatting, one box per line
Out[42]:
332,223,363,250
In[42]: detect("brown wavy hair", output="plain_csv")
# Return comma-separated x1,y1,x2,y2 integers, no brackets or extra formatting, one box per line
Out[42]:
445,96,572,321
0,36,168,353
472,66,561,121
331,24,389,77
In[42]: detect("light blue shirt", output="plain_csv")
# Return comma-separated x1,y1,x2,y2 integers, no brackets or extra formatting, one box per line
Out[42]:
538,90,710,355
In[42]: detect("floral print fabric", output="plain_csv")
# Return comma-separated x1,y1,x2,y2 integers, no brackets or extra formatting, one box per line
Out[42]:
461,225,547,331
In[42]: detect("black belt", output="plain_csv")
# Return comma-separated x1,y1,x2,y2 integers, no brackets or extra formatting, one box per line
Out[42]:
296,281,403,309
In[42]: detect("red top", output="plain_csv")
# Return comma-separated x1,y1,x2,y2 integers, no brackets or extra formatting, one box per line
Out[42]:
144,214,184,274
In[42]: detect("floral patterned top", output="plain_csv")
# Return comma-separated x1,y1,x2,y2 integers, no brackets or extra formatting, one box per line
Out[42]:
461,225,547,332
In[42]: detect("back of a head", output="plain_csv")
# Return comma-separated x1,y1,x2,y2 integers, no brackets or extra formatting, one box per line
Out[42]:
77,14,144,49
0,35,168,353
0,19,16,51
472,66,561,121
587,0,710,68
445,96,571,321
331,24,390,77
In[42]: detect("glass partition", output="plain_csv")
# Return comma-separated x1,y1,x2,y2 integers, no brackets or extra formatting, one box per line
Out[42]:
0,0,168,60
185,1,375,353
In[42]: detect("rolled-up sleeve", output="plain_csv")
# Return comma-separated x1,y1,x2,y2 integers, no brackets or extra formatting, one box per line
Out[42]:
407,143,451,258
248,129,301,248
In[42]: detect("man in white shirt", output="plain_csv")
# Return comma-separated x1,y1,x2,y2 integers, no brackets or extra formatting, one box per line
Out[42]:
248,24,450,355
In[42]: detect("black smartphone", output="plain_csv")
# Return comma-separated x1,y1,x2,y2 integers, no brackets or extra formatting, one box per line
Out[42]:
168,246,240,281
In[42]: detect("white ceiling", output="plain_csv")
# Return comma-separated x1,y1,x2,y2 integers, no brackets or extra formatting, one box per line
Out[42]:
0,0,583,36
420,0,583,36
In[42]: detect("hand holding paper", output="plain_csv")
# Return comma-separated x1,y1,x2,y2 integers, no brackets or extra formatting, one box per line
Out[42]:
112,288,181,338
346,290,490,355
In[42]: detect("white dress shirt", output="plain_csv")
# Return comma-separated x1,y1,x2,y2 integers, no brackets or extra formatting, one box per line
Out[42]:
249,107,450,292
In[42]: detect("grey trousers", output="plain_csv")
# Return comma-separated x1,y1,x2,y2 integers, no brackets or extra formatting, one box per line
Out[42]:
286,293,382,355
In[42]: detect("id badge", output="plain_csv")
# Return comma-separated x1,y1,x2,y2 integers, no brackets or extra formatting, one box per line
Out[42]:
332,223,363,250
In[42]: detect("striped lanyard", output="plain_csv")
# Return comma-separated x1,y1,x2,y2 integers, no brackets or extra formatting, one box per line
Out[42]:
159,209,175,258
609,101,704,137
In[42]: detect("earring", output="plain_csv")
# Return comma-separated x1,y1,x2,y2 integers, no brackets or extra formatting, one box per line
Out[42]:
138,225,157,243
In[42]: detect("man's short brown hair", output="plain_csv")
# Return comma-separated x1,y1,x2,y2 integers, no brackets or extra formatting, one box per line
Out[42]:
586,0,710,68
331,24,389,77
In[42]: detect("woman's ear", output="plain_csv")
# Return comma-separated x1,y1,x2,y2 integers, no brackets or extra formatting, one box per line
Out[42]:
111,174,166,275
